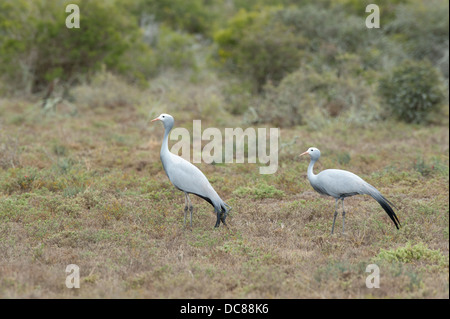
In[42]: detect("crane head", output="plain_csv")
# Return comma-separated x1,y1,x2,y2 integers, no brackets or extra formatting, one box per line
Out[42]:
151,113,174,128
300,147,321,160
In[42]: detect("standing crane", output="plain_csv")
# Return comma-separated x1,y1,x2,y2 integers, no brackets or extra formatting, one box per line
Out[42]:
300,147,400,234
151,113,231,228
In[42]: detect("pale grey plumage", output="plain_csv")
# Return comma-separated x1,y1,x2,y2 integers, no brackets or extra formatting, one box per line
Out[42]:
152,113,230,228
301,147,400,234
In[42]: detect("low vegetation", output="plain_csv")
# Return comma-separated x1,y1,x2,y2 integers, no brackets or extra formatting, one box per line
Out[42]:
0,91,448,298
379,60,446,124
0,0,448,299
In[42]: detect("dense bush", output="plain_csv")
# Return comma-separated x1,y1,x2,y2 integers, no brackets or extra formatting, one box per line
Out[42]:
273,5,409,73
127,0,215,35
333,0,409,22
0,0,140,94
222,80,254,115
0,0,448,133
115,24,199,86
213,4,406,93
115,41,158,86
385,0,449,78
252,63,381,127
378,60,445,124
153,27,198,72
214,8,306,92
274,5,370,54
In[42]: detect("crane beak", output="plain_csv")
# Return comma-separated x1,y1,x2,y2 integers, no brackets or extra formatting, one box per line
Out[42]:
299,151,309,157
151,117,160,122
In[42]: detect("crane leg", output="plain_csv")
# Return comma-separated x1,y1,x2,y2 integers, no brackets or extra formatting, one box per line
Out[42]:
220,211,227,227
186,193,193,229
183,193,189,227
331,198,339,234
341,198,346,234
214,209,221,228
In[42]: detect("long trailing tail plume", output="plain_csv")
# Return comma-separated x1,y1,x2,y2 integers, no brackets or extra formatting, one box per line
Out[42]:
370,191,401,229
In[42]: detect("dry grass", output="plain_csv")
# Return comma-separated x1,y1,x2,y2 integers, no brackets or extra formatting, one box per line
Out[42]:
0,86,448,298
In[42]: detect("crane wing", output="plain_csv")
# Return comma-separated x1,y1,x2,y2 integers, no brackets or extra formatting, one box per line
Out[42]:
315,169,367,198
162,153,221,203
315,169,400,228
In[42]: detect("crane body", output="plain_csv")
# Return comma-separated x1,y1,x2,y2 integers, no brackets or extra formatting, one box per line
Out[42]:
152,114,230,228
301,147,400,234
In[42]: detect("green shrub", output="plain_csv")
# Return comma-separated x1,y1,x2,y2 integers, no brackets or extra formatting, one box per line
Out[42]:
153,26,198,72
378,60,446,124
0,0,140,93
116,41,158,86
222,80,254,115
333,0,409,22
115,24,199,84
385,0,449,77
252,65,382,127
275,5,369,53
270,4,420,75
377,242,448,267
128,0,215,35
214,8,305,92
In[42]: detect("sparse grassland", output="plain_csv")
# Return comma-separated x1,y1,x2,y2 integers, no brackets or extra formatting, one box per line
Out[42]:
0,92,448,298
0,0,448,300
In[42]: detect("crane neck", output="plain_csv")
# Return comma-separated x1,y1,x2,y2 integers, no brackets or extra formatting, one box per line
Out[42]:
161,123,173,157
307,158,318,181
